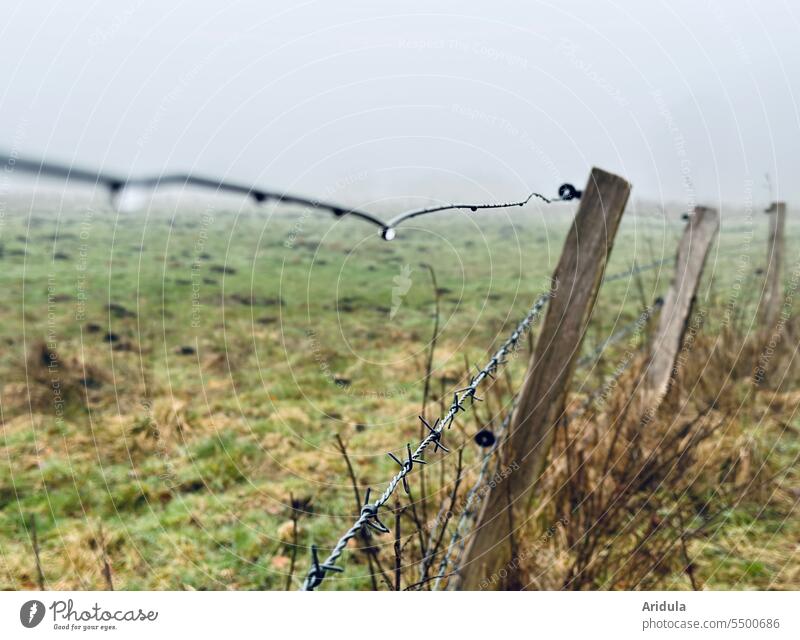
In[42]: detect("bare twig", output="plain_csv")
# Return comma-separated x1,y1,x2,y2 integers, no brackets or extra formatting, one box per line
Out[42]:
333,434,387,591
419,263,441,531
29,514,45,590
419,449,464,585
677,514,700,591
286,494,300,591
97,523,114,590
404,571,459,591
394,499,404,591
334,434,362,508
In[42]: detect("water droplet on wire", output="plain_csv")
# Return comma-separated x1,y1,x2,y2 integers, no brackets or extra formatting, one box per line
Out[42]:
110,185,150,213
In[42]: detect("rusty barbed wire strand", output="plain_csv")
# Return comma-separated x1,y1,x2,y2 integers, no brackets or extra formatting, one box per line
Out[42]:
1,151,578,241
300,290,553,590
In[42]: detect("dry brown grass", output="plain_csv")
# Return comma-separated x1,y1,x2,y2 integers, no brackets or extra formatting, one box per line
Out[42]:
514,316,800,590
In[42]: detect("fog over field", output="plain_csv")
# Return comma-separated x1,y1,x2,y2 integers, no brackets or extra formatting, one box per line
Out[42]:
1,0,799,206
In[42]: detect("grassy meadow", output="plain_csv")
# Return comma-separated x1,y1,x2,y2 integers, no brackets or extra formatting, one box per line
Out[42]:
0,191,797,590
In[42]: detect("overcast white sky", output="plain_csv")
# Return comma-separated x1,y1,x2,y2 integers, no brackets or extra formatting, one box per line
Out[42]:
1,0,798,209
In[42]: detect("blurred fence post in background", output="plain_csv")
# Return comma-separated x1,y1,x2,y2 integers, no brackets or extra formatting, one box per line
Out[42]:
645,206,719,405
759,201,786,330
454,167,631,590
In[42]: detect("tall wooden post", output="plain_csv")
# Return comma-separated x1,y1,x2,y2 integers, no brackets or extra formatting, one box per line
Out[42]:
759,201,786,329
455,168,630,590
645,206,719,404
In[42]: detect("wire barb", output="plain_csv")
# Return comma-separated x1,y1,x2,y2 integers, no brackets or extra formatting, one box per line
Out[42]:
359,488,391,534
419,417,449,453
304,544,344,591
388,444,427,494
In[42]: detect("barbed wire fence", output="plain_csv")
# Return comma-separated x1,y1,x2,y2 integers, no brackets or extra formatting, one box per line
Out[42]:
409,260,674,589
425,204,755,589
302,261,673,591
301,290,553,590
7,149,746,593
2,148,588,592
425,295,666,589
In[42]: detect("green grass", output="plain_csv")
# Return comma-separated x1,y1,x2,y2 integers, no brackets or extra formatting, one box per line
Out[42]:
0,195,796,589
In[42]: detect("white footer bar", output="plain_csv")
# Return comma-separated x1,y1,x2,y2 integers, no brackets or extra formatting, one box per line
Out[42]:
2,591,797,639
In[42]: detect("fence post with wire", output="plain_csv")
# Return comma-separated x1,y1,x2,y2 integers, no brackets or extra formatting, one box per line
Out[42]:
644,206,719,406
758,201,786,331
453,167,632,590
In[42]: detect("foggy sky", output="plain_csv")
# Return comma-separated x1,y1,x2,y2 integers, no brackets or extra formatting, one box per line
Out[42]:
1,0,798,210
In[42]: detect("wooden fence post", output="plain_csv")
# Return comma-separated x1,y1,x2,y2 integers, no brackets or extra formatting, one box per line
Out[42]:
645,206,719,404
454,167,630,590
759,201,786,329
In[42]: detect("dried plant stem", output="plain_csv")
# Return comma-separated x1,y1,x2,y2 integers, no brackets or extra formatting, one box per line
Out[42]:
333,434,387,590
30,514,45,590
394,500,403,591
97,523,114,590
419,264,441,530
286,494,300,591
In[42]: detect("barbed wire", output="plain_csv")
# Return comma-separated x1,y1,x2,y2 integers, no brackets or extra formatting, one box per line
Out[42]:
382,184,581,234
576,299,664,369
1,151,579,241
300,290,553,590
601,257,675,285
7,154,389,229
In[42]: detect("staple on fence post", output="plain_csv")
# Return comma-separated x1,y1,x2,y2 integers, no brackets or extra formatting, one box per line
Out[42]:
454,167,631,590
645,206,719,405
758,201,786,330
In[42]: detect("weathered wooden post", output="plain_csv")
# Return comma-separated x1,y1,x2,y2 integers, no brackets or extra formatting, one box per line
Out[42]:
759,201,786,329
455,168,630,590
645,206,719,404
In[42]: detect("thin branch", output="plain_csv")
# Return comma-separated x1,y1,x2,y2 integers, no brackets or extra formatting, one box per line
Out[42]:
404,571,459,591
334,434,362,508
333,434,382,591
419,449,464,585
29,514,45,590
286,494,300,591
394,499,404,591
419,263,441,531
97,523,114,590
